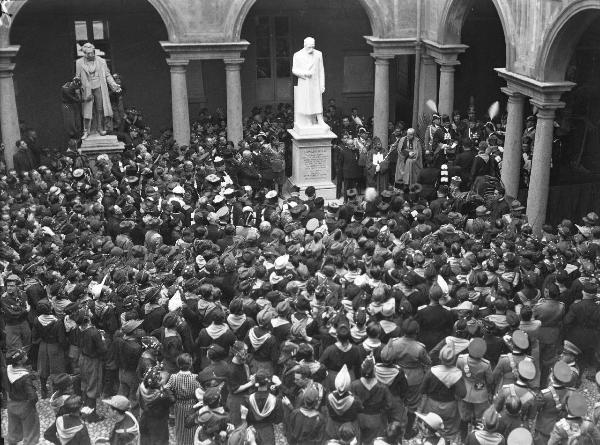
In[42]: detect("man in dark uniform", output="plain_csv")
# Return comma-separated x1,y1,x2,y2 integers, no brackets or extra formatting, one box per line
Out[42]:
535,361,574,444
339,133,362,197
564,281,600,375
77,312,107,422
548,391,600,444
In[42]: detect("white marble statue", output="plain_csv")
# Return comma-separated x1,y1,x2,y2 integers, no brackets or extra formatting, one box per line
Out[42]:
292,37,326,128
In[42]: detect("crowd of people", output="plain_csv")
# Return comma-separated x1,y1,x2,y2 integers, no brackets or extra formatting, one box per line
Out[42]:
1,97,600,445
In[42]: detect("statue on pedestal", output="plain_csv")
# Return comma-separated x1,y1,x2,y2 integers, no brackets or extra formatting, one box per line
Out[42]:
75,42,122,139
292,37,326,129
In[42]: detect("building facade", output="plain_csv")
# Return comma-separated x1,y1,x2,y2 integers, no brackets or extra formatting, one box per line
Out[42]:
1,0,599,231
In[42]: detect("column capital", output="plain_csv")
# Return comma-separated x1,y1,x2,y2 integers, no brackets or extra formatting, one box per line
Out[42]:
439,64,456,72
421,54,436,65
371,54,393,65
167,59,189,71
501,87,525,100
224,58,244,70
529,99,563,119
0,62,15,77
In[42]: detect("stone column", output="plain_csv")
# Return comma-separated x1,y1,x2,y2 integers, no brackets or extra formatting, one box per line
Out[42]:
526,104,558,234
417,55,438,118
0,46,21,170
372,56,392,148
167,59,190,146
500,88,525,199
224,58,244,146
438,63,457,117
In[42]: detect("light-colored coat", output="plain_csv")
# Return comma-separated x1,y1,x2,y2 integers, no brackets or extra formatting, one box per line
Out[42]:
75,56,117,119
292,48,325,115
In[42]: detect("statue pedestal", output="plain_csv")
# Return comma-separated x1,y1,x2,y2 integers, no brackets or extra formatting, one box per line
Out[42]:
287,127,337,200
79,134,124,156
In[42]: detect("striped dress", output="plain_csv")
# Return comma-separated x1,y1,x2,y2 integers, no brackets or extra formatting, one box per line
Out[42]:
165,370,202,445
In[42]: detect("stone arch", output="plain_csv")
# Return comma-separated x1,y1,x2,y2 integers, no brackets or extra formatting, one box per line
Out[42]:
536,0,600,82
229,0,381,42
5,0,179,43
437,0,513,66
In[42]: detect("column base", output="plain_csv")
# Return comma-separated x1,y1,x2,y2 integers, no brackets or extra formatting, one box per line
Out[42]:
79,134,125,156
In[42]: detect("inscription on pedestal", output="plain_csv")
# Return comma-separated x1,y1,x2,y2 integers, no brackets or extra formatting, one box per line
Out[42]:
300,146,329,183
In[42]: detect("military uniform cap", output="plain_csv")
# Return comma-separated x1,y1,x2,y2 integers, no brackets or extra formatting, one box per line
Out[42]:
327,201,340,212
72,168,85,179
507,428,532,445
563,340,582,356
381,189,393,200
517,358,536,380
290,204,305,216
306,218,319,233
206,174,220,184
223,188,235,197
6,274,22,283
468,338,487,359
566,391,587,417
512,330,529,351
552,360,573,385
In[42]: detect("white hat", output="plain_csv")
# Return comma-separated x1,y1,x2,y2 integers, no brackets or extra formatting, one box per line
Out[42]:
213,195,225,204
266,190,278,199
274,255,289,270
168,290,183,312
335,364,351,393
172,185,185,195
415,412,444,432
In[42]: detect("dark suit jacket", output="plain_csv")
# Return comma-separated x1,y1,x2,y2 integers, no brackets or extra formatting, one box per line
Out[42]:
13,147,36,173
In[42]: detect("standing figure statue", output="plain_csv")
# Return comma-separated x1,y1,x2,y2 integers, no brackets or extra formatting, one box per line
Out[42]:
75,42,122,139
292,37,326,128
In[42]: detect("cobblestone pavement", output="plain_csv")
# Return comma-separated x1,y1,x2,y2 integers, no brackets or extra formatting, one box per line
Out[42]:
1,375,598,444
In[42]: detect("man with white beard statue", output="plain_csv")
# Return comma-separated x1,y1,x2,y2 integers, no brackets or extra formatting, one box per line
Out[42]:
292,37,327,130
288,36,337,199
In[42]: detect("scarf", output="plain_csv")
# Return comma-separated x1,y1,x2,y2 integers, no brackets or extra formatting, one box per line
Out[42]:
374,364,400,386
249,328,271,350
473,430,505,445
206,323,228,339
445,336,470,355
299,360,322,375
7,365,29,383
362,338,382,352
269,271,285,285
327,391,355,415
379,320,398,334
38,314,58,326
350,325,367,343
144,303,160,315
227,314,247,332
248,392,277,420
431,365,463,388
56,416,83,445
271,317,290,328
360,377,378,391
335,342,352,353
138,382,161,405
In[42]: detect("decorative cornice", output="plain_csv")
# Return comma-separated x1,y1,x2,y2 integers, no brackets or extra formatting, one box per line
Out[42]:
496,68,575,105
423,39,467,64
364,36,417,57
161,41,250,60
